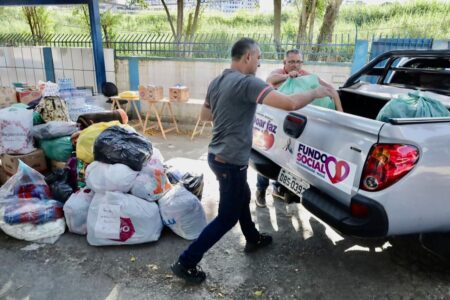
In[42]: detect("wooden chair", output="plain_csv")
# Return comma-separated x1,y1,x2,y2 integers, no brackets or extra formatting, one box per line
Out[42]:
191,113,213,140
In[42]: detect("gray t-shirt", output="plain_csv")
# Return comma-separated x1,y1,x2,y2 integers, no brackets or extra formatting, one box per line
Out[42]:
205,69,273,166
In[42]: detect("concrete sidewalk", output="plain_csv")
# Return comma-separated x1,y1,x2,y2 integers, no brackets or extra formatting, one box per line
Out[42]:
1,133,449,300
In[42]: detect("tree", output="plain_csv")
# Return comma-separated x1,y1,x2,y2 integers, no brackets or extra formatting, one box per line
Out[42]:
273,0,282,58
316,0,343,45
296,0,311,47
74,1,147,48
22,6,50,44
161,0,202,41
161,0,203,57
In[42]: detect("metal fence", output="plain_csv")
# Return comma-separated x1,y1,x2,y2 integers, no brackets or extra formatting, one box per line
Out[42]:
0,33,355,62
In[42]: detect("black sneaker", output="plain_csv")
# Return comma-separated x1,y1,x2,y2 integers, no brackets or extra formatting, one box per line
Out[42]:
171,261,206,284
244,233,273,253
255,190,266,208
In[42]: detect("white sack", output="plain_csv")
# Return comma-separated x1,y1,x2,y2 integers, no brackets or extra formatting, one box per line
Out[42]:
158,185,206,240
0,208,65,243
86,161,138,193
63,188,95,235
0,107,35,155
87,191,163,246
32,121,79,139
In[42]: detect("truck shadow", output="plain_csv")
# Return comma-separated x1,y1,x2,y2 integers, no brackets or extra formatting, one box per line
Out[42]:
253,197,450,278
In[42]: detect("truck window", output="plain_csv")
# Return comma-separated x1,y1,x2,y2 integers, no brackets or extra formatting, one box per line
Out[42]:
388,58,450,95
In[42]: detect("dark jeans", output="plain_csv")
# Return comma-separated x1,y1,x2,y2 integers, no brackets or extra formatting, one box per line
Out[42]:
179,153,260,268
256,174,281,192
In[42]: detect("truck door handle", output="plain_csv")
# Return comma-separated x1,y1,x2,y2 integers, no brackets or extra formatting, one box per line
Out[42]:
283,113,307,139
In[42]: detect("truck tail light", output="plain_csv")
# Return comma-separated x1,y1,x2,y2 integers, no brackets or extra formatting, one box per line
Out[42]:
360,144,419,192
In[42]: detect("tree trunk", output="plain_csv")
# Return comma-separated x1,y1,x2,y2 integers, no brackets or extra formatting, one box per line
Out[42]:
191,0,201,35
176,0,184,40
273,0,282,59
296,0,310,48
307,0,316,44
314,0,343,61
316,0,343,45
102,24,111,49
186,0,202,58
161,0,176,38
22,7,46,45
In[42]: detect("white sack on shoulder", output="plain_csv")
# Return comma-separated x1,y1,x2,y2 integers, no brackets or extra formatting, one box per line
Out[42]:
86,161,138,193
86,191,163,246
158,185,206,240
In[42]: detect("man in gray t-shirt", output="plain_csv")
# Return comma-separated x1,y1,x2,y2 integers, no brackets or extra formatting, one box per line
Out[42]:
171,38,337,284
206,68,273,166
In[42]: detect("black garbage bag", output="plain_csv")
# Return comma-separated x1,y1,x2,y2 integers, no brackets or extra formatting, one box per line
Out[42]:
45,168,74,203
165,166,184,184
94,126,153,171
180,173,204,201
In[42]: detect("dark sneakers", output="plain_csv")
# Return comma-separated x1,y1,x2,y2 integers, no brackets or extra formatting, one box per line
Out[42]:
255,190,266,208
171,261,206,284
244,233,273,253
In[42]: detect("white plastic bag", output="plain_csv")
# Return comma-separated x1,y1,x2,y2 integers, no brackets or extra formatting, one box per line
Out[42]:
130,170,172,202
158,185,207,240
63,188,95,235
148,147,165,170
32,121,79,139
86,161,138,193
41,81,59,97
86,191,163,246
131,156,172,202
0,106,35,155
0,208,65,243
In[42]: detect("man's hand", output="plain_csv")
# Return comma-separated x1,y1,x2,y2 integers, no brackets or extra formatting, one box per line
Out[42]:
313,86,343,111
313,86,336,99
288,70,299,78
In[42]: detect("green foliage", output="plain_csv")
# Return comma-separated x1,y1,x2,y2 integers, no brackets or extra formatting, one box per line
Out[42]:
0,0,448,38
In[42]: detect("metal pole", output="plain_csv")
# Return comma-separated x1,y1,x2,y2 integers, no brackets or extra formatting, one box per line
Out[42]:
88,0,106,93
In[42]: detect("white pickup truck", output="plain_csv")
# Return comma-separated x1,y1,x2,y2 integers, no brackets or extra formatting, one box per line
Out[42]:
250,50,450,238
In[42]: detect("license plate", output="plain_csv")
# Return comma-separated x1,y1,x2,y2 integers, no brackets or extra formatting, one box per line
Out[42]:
277,168,310,197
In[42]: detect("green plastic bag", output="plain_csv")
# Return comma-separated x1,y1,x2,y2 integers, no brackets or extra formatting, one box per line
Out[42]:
278,75,335,110
39,136,73,162
33,112,44,125
376,91,450,123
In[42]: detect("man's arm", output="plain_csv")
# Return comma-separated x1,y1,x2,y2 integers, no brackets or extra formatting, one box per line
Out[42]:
266,70,289,87
200,103,212,121
262,86,336,111
315,77,343,112
318,77,333,89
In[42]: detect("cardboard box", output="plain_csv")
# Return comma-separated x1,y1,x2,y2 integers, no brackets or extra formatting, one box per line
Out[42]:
139,85,163,101
50,160,67,171
0,87,17,109
17,90,42,105
1,149,48,176
169,86,189,102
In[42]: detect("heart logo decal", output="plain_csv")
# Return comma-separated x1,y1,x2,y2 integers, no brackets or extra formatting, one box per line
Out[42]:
324,156,350,184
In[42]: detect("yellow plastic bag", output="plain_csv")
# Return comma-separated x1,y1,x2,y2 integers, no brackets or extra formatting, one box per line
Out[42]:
76,121,133,163
118,91,139,100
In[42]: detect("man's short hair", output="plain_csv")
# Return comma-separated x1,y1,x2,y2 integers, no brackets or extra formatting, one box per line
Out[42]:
285,49,300,57
231,38,259,60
